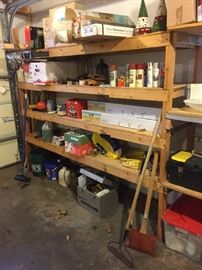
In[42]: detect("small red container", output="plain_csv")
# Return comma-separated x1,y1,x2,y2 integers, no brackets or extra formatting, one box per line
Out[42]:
66,99,87,119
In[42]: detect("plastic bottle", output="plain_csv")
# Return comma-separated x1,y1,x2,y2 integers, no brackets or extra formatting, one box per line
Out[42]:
109,64,117,87
146,62,153,87
42,121,53,142
152,62,160,87
129,63,137,88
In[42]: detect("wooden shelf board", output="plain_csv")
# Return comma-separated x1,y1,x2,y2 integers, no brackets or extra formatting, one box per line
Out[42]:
168,22,202,36
18,82,170,101
163,181,202,200
26,134,160,191
26,110,165,149
167,107,202,124
48,32,170,57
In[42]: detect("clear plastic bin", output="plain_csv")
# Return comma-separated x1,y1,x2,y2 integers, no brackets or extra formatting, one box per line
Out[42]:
163,195,202,262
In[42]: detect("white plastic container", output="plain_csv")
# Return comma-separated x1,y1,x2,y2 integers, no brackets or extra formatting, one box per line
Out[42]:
163,195,202,262
184,99,202,112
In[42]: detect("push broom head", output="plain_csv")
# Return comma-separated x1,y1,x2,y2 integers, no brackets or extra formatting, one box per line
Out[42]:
15,174,31,183
127,228,156,256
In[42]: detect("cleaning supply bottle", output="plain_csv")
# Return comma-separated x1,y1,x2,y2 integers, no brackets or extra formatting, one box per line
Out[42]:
42,121,53,142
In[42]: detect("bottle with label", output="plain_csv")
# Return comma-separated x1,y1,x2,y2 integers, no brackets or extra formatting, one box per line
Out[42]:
152,62,160,87
125,64,129,87
136,63,145,88
129,63,137,88
109,64,117,87
146,62,153,87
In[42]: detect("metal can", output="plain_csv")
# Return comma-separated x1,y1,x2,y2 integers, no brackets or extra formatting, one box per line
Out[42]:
109,64,117,87
129,63,136,88
118,76,125,87
57,104,66,116
136,63,145,88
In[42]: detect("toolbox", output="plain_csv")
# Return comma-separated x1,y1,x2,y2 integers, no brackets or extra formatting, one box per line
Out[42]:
166,151,202,192
163,195,202,262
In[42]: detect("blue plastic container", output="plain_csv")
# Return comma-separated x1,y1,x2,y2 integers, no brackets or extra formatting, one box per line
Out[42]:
44,159,59,181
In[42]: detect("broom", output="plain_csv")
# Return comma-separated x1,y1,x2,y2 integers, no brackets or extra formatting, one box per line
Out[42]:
15,93,31,183
108,114,161,266
127,152,159,256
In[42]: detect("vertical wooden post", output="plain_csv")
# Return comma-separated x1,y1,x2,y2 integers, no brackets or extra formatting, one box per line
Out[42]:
158,41,176,240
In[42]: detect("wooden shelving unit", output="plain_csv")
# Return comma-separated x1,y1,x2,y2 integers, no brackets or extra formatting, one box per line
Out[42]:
18,82,185,101
26,110,166,149
16,29,202,240
163,181,202,200
167,107,202,124
168,22,202,36
26,133,160,191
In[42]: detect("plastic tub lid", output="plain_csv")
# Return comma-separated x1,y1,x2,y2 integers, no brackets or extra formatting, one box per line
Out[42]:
162,195,202,236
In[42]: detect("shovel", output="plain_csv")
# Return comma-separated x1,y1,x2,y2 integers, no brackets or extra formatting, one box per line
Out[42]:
127,152,159,256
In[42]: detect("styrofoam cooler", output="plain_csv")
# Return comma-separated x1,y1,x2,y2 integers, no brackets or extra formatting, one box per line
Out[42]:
162,195,202,262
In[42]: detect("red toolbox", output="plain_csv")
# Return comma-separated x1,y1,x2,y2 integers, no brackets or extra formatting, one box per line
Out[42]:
66,99,87,119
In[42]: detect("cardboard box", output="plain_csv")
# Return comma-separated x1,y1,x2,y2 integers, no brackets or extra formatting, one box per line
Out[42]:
80,23,134,38
165,0,196,27
106,103,160,120
49,5,75,44
82,110,101,121
42,17,55,48
101,112,157,132
87,101,106,112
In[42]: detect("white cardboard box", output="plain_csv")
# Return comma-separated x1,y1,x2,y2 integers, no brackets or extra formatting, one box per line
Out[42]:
81,23,134,38
187,84,202,100
106,103,160,120
101,112,157,132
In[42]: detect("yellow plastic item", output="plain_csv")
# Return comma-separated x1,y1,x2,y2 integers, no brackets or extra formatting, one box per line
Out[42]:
120,158,142,170
171,151,192,163
92,133,121,160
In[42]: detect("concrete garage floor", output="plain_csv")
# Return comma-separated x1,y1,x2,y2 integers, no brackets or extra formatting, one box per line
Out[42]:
0,165,201,270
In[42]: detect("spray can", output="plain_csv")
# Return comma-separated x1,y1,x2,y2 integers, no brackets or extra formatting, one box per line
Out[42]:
129,63,137,88
136,64,145,88
109,64,117,87
152,62,160,88
146,62,153,87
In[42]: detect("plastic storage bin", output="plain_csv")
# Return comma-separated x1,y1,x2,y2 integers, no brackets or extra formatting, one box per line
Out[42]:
162,195,202,262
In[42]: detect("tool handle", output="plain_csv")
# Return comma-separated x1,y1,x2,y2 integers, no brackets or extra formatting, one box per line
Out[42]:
140,152,159,235
126,115,161,230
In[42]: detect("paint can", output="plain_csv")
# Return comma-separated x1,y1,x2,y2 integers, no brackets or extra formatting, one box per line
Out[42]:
57,104,66,116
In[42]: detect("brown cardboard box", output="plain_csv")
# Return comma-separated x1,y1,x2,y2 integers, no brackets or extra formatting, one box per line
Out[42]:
165,0,196,27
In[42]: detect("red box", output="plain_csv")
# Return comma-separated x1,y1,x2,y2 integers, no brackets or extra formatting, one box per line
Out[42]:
66,99,87,119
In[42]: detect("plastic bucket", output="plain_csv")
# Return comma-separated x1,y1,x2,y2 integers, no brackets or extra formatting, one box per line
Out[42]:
44,159,59,181
30,149,45,177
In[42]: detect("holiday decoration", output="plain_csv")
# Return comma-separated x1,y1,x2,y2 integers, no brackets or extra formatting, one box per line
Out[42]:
135,0,151,35
153,0,167,32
